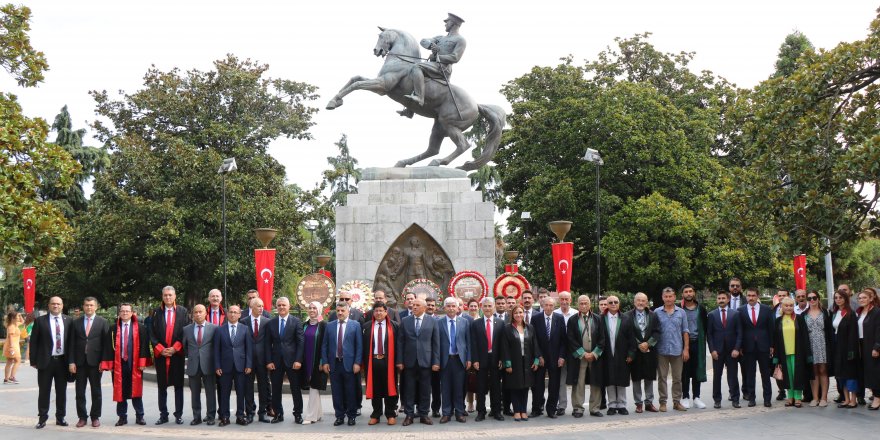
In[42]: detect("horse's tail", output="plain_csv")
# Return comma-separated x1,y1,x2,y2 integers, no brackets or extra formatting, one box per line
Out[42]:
459,104,507,171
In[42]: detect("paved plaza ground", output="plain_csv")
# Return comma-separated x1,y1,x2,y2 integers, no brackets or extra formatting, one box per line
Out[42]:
0,360,876,440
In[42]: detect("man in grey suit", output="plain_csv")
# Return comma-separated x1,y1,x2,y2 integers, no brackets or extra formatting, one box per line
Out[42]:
183,305,217,426
437,297,471,423
241,297,272,423
397,298,440,426
214,305,253,426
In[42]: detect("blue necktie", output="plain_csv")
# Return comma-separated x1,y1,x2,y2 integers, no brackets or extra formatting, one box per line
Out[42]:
279,318,285,337
450,319,457,354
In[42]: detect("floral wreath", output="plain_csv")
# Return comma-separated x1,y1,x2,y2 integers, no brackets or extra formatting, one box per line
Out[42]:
447,270,489,302
403,278,443,300
295,272,336,311
492,273,531,299
338,279,374,312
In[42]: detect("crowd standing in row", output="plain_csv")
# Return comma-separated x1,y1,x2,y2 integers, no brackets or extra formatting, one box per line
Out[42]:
24,279,880,429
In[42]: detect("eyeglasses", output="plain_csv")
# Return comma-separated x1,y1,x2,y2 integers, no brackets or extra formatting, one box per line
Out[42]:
607,301,619,305
338,297,351,301
808,296,819,301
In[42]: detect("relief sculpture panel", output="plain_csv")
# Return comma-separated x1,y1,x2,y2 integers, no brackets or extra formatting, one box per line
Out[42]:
373,224,455,306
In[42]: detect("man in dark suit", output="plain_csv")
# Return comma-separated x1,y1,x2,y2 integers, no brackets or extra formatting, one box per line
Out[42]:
327,291,365,323
241,297,272,423
397,298,440,426
737,287,775,407
322,301,363,426
69,297,113,428
567,295,606,418
245,289,271,318
183,304,217,425
530,296,566,418
398,292,415,319
706,291,742,409
365,291,401,325
109,304,151,426
30,296,73,429
437,297,471,423
214,305,253,426
265,297,304,424
150,285,190,425
362,302,400,425
469,297,505,421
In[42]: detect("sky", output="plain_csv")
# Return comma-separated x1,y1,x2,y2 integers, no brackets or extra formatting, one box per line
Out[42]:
4,0,878,193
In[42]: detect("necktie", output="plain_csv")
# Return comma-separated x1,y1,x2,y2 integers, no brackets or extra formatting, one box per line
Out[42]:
450,319,457,354
254,318,259,339
167,308,172,327
546,316,551,339
751,306,757,326
213,310,217,325
85,316,92,336
122,323,128,361
638,312,646,330
721,308,727,328
231,324,236,340
486,318,493,352
377,322,384,356
279,318,286,337
337,321,344,358
415,317,422,336
54,316,61,354
197,324,203,345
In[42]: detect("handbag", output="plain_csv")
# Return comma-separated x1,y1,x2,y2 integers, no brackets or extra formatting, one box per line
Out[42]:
772,364,783,381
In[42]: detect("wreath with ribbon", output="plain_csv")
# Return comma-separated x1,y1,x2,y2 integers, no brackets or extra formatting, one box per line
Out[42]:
447,270,489,302
402,278,443,300
492,272,531,299
338,280,374,312
295,272,335,311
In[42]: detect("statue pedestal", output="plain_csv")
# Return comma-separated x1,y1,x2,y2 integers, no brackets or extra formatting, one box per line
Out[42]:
334,169,496,305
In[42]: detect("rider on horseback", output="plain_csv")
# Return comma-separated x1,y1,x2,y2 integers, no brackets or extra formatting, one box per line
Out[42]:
398,13,467,118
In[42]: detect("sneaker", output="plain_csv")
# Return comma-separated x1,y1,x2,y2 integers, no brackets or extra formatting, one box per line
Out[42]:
693,398,706,409
681,398,691,409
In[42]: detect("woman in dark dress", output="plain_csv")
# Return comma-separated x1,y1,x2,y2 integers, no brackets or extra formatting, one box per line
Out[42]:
300,301,328,423
857,288,880,410
501,305,542,421
831,290,860,408
772,297,812,408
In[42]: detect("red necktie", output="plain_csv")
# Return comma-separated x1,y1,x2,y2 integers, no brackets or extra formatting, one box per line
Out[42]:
121,324,128,361
722,309,727,327
486,318,493,352
165,308,174,346
751,306,757,326
377,322,384,355
197,324,203,345
254,318,259,339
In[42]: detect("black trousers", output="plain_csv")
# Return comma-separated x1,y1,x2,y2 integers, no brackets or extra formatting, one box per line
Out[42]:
403,366,432,417
157,382,184,418
712,351,740,403
743,350,772,403
682,341,702,398
75,365,103,419
245,364,272,416
37,356,68,419
368,357,398,419
510,388,528,413
532,363,561,413
218,370,247,418
271,364,303,416
430,370,441,413
475,361,502,416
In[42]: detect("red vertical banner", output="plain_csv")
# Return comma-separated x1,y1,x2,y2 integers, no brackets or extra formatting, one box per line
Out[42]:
255,249,276,311
22,267,35,314
552,242,574,292
792,254,807,291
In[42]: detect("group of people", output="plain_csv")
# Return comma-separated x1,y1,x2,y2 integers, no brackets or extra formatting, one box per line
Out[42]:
26,279,880,430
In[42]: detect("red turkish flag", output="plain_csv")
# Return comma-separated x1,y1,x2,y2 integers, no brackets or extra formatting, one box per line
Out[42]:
22,267,35,313
552,242,574,292
255,249,276,311
793,254,807,291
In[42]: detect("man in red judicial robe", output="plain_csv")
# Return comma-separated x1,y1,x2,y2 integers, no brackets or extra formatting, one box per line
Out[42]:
109,304,152,426
150,286,190,425
363,302,400,425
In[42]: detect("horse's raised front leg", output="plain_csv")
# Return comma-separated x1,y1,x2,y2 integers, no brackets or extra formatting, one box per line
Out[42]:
326,75,389,110
429,125,470,166
395,119,445,167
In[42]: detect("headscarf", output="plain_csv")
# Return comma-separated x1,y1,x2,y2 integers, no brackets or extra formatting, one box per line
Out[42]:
308,301,324,324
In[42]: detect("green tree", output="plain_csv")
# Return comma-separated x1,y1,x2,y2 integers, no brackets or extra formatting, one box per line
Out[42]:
0,5,78,267
48,55,319,307
773,31,814,77
313,134,360,253
465,117,502,204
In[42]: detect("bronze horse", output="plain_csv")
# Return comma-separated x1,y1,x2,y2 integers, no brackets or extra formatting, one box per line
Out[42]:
326,28,505,171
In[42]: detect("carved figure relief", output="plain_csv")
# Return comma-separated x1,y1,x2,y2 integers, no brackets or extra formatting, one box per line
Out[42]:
373,224,455,306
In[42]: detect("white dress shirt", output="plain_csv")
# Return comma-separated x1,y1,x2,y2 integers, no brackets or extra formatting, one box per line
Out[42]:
50,313,65,355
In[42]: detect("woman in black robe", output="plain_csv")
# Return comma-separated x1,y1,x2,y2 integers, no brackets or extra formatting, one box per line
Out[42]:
501,305,542,421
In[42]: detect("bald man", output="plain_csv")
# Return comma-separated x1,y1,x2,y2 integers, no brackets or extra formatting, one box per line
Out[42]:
183,305,217,425
31,296,74,429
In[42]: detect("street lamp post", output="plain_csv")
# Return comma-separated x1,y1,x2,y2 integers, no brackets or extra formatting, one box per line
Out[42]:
218,157,237,300
521,211,531,269
582,148,604,297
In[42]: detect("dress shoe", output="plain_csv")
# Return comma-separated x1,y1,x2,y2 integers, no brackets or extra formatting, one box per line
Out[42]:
432,411,441,418
673,402,687,411
776,392,786,401
402,416,414,426
190,418,203,426
357,409,362,416
659,403,667,412
503,409,514,416
475,413,486,422
56,418,68,427
267,407,276,417
528,411,542,418
420,416,433,425
76,419,88,428
270,415,284,424
732,402,741,408
294,416,304,424
571,411,584,418
747,400,756,407
645,403,659,412
546,413,558,419
347,418,356,426
492,413,505,421
239,417,250,426
369,418,379,425
833,396,844,403
218,418,230,427
617,408,629,415
135,417,146,425
764,402,772,408
175,417,183,425
35,417,47,429
333,418,345,426
155,417,169,425
246,415,253,424
387,417,396,425
635,403,643,413
858,397,867,405
115,417,127,426
205,418,216,425
91,419,101,428
456,415,466,423
439,416,451,424
556,408,565,416
589,411,604,417
606,408,617,415
258,415,270,423
714,402,722,409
